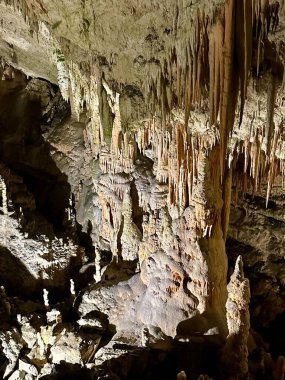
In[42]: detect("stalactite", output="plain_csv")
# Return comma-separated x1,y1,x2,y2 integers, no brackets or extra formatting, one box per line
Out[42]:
266,122,281,207
221,166,232,239
53,49,70,101
219,0,235,181
252,0,271,76
265,73,277,157
134,114,220,229
99,81,138,174
232,127,284,206
235,0,252,125
144,9,209,124
4,0,46,33
209,22,224,127
68,62,85,119
230,81,284,205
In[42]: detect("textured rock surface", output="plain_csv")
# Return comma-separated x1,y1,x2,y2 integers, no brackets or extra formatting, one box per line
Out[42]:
0,0,284,379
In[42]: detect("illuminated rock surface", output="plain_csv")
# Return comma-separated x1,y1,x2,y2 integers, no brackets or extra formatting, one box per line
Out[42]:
0,1,284,379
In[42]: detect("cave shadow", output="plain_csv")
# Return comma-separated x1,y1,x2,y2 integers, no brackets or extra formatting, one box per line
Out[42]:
176,312,222,337
0,245,41,297
0,74,71,232
173,313,225,379
39,363,94,380
244,193,277,210
0,243,82,302
77,220,95,256
258,309,285,360
0,74,98,302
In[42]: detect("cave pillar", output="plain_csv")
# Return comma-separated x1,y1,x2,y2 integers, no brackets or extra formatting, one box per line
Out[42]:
182,144,228,335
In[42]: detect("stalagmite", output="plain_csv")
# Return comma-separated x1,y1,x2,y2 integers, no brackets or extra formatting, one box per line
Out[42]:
274,356,285,380
221,256,250,379
177,371,187,380
70,279,75,296
94,247,101,283
121,189,142,261
0,175,8,216
43,289,50,309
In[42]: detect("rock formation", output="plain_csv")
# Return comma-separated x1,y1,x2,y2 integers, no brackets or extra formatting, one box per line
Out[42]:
0,0,283,379
221,256,250,379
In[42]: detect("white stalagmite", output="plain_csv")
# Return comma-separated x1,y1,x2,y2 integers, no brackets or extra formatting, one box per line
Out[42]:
94,247,101,283
43,289,49,309
0,175,8,215
70,279,75,296
0,175,8,245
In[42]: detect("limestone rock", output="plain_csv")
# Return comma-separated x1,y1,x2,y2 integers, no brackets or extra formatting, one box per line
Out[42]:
221,256,250,380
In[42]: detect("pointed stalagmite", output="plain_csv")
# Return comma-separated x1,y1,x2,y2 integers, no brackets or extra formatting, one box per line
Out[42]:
221,256,250,380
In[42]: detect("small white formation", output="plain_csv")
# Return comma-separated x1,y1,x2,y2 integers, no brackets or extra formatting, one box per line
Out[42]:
43,288,49,309
94,247,101,283
46,309,62,325
0,175,8,215
70,279,75,296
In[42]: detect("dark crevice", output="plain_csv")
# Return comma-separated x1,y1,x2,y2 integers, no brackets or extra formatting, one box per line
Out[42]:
130,179,143,234
0,75,72,233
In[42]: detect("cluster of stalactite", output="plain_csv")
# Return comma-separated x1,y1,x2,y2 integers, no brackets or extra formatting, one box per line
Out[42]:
99,135,137,174
99,82,138,174
253,0,281,76
97,188,122,250
145,9,209,126
144,0,282,181
68,62,104,157
231,122,285,206
136,117,219,212
229,76,285,206
0,0,48,35
9,0,283,216
143,1,236,181
209,0,255,182
32,0,284,210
